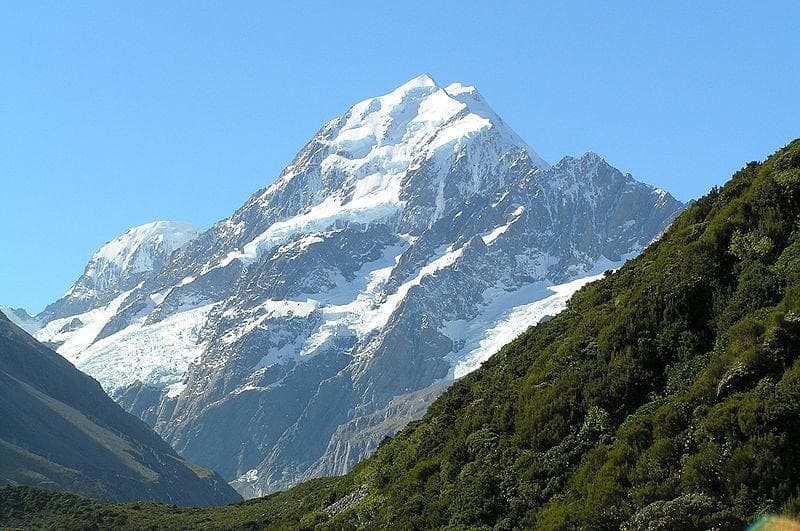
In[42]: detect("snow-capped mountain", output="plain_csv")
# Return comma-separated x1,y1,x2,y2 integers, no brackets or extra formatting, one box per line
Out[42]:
33,220,199,375
26,75,684,497
37,221,199,326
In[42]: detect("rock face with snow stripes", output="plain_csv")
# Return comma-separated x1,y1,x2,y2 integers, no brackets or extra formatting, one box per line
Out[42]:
38,221,200,325
28,75,684,496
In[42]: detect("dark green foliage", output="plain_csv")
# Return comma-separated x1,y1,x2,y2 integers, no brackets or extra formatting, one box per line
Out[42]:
0,479,348,530
3,139,800,529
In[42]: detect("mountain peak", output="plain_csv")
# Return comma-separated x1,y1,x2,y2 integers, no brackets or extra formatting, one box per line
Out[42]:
84,221,199,286
554,151,609,169
374,74,439,105
398,73,438,91
92,221,199,270
580,151,605,163
248,76,550,248
38,220,200,321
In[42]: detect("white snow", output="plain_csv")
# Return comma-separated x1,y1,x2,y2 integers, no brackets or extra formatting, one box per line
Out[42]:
88,221,197,275
95,223,178,266
242,469,259,482
177,275,196,287
165,381,187,399
293,243,408,357
219,299,319,346
238,197,401,262
65,221,199,300
444,82,477,97
428,113,492,152
443,274,603,378
149,288,171,306
358,244,465,336
71,303,216,394
482,206,525,244
252,338,306,371
213,75,548,268
442,253,635,379
36,284,215,395
218,240,468,365
35,288,136,360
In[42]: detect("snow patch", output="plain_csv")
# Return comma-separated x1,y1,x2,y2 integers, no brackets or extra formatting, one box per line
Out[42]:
482,206,525,244
35,289,136,360
165,381,187,399
442,254,632,379
72,303,216,394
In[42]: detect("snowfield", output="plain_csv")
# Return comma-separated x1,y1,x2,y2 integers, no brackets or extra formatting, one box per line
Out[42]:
75,302,216,394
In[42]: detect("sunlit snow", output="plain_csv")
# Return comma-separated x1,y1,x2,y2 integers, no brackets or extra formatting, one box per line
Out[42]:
73,303,216,394
36,288,136,360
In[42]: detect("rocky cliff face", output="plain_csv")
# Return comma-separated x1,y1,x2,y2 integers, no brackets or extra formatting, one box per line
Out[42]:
30,75,684,496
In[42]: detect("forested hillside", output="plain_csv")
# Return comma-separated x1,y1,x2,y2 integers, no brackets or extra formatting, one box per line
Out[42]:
3,138,799,529
345,139,800,529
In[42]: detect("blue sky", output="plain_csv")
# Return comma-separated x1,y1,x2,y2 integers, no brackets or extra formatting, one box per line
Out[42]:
2,1,798,313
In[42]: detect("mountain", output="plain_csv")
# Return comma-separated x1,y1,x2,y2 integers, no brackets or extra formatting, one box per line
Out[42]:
0,312,241,506
0,307,40,335
38,221,200,327
312,138,800,529
4,139,798,530
29,75,683,496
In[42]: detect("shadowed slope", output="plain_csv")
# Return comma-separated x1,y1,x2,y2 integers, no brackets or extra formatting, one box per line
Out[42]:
0,313,241,506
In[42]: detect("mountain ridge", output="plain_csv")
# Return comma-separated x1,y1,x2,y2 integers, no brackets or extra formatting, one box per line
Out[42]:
20,75,683,496
36,221,199,326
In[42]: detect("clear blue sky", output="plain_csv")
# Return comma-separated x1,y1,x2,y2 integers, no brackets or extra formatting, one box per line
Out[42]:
2,1,798,313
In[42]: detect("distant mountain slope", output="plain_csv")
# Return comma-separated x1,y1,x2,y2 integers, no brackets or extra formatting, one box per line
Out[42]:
0,313,241,506
6,139,797,529
37,221,199,326
27,75,684,495
0,307,40,335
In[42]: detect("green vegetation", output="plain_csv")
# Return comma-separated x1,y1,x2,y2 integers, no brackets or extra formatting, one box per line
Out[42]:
3,139,800,529
0,479,346,530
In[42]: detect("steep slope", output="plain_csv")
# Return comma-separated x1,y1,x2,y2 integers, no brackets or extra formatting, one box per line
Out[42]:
4,139,798,530
29,75,683,495
314,138,800,528
37,221,199,327
0,313,241,506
